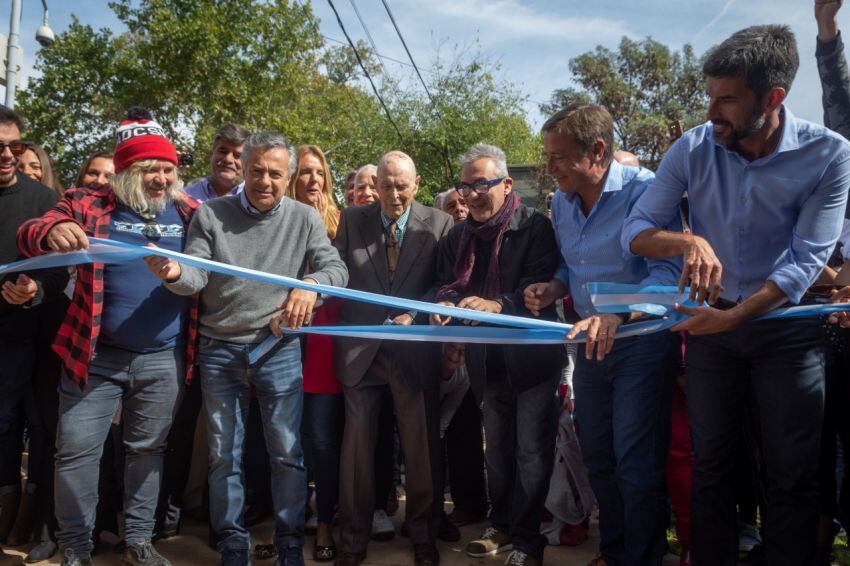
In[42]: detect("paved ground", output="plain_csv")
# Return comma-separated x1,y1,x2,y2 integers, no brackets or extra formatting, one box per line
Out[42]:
2,505,606,565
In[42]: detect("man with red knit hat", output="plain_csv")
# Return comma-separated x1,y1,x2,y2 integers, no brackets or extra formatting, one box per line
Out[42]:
17,108,199,566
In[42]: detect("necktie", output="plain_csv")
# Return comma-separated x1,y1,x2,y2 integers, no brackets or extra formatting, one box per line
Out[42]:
386,220,399,283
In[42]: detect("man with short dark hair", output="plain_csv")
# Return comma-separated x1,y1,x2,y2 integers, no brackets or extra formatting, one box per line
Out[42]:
0,104,68,561
184,124,251,202
149,131,348,566
527,104,681,566
622,25,850,565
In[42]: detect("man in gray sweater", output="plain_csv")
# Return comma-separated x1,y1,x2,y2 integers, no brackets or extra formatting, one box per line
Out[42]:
146,131,348,566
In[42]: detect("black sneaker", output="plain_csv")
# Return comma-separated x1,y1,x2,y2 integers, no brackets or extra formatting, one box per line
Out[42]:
61,548,93,566
219,548,250,566
121,540,170,566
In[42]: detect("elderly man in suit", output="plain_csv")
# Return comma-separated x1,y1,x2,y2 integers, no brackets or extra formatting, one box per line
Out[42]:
333,151,453,566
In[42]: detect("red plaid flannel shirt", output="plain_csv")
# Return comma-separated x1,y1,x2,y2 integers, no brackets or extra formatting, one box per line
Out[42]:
17,185,201,388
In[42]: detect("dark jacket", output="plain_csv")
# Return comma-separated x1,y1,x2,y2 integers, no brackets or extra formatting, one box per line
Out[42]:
817,32,850,141
333,201,454,391
433,203,565,401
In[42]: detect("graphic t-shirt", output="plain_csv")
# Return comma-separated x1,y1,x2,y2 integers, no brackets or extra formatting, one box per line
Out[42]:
100,202,190,352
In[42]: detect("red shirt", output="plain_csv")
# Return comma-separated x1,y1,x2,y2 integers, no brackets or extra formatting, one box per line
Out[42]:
303,297,343,394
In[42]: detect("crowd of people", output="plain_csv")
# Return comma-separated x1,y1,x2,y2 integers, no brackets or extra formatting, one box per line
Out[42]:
3,3,850,566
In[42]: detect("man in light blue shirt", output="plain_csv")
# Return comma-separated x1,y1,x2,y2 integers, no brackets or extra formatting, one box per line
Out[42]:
622,25,850,566
183,124,250,202
525,103,681,566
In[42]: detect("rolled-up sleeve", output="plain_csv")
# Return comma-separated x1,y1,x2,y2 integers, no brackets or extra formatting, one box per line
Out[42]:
621,140,689,258
768,150,850,303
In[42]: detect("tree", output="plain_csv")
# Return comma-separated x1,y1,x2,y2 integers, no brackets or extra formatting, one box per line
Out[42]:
17,0,539,204
541,36,708,169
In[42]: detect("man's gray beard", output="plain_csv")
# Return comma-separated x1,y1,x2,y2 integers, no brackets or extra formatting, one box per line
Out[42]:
714,112,766,147
139,188,171,219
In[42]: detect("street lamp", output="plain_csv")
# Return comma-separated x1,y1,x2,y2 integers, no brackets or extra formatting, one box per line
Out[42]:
4,0,53,108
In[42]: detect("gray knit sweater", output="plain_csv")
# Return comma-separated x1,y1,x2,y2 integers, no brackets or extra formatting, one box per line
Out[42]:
166,196,348,343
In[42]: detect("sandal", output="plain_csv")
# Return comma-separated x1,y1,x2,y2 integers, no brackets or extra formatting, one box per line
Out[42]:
254,543,277,561
313,542,337,562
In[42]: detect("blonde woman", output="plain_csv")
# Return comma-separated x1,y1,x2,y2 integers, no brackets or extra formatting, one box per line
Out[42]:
287,145,339,238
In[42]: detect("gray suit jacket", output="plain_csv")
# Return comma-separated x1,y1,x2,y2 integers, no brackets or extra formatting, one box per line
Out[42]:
333,201,453,390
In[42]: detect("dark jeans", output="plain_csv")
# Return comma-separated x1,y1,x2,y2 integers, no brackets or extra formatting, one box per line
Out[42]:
686,317,825,566
0,339,36,494
574,332,679,566
302,393,344,523
156,374,202,532
445,389,487,515
483,371,559,559
55,345,184,556
819,325,850,526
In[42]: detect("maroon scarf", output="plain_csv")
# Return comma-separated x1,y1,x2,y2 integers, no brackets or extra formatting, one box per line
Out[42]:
438,192,520,301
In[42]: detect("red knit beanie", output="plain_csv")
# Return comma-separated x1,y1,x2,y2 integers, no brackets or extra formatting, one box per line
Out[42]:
113,108,177,173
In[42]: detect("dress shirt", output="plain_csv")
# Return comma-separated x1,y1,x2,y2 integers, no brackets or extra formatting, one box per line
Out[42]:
621,106,850,304
552,160,681,319
184,177,243,202
381,204,412,247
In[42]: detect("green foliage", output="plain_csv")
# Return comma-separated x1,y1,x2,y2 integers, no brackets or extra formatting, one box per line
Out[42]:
542,36,708,169
17,0,539,202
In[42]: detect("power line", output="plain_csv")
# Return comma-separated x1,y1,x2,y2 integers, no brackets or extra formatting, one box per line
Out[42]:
347,0,390,79
378,0,436,106
325,0,405,145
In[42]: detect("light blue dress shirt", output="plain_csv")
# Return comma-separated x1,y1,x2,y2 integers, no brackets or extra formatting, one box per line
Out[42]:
381,204,412,247
184,177,243,202
552,160,681,319
621,107,850,305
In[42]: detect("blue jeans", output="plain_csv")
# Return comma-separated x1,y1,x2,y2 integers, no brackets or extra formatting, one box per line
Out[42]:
686,318,824,566
302,393,344,524
483,370,560,559
573,332,679,566
0,339,35,494
199,335,306,552
54,345,183,556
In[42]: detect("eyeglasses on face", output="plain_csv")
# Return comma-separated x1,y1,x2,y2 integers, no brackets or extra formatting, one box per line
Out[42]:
454,177,505,197
0,140,27,157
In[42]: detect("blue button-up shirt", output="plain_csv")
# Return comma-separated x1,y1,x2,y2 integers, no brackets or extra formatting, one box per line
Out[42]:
381,204,412,247
553,160,681,318
622,107,850,305
184,177,243,203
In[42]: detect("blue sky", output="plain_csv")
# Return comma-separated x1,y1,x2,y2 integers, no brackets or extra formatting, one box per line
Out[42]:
1,0,836,129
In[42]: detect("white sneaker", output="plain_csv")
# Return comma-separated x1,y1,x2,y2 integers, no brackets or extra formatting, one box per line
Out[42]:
738,522,761,552
371,509,395,541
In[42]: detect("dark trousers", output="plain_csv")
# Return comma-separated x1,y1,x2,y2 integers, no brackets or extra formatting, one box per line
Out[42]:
686,318,825,566
0,339,35,493
445,390,487,515
339,348,441,553
819,326,850,526
156,374,203,532
574,332,679,566
303,393,344,523
373,388,395,511
484,372,559,559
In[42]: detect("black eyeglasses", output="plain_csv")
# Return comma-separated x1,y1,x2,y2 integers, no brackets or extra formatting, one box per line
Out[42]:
0,140,27,157
455,177,505,197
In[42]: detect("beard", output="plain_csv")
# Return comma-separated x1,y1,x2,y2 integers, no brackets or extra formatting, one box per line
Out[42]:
140,185,171,218
712,109,766,147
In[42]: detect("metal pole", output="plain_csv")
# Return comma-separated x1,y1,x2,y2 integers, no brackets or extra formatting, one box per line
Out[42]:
5,0,21,108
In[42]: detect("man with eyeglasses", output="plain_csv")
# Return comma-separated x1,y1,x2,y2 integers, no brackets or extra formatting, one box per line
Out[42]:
0,104,69,561
431,143,564,566
18,107,198,566
524,104,681,566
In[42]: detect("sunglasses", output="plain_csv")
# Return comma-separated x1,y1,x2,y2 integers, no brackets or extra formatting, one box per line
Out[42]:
0,140,27,157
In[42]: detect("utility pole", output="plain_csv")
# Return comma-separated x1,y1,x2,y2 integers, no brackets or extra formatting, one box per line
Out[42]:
4,0,21,108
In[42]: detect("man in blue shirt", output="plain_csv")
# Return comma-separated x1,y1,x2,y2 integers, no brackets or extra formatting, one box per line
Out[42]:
622,25,850,566
184,124,250,202
525,103,681,566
